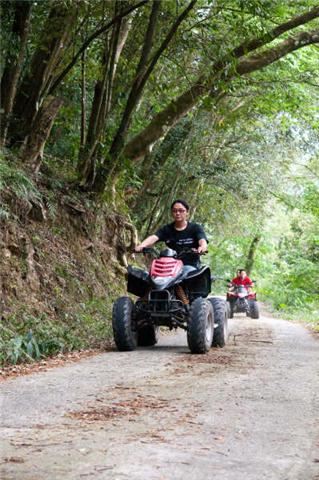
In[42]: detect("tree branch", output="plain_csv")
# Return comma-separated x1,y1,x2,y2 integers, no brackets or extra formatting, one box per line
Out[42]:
123,5,319,162
47,0,148,96
108,0,196,159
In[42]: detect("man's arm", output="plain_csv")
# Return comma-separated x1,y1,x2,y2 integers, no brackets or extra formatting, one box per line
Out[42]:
135,234,159,252
197,238,208,253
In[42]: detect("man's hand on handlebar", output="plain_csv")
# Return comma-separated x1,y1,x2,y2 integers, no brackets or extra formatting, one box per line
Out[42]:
177,247,206,256
189,247,207,254
196,245,207,254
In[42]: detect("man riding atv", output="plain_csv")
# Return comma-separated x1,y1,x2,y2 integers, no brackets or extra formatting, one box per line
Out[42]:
135,199,208,273
112,199,229,354
230,269,253,290
227,269,259,319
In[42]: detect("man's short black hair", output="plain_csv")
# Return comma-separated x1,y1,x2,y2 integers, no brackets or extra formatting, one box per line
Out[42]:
171,199,190,211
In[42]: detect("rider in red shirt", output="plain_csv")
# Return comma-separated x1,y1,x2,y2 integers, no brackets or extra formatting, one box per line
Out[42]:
231,269,253,287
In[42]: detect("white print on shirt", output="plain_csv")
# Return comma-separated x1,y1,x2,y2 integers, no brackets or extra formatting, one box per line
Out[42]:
167,238,194,245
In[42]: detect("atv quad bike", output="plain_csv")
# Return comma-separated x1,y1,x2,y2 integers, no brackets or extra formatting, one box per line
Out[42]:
112,248,228,354
226,282,259,319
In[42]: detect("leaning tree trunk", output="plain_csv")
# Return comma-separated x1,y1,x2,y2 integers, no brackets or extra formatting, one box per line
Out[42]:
0,1,32,146
20,97,63,174
122,9,319,163
245,235,261,276
142,118,192,190
131,118,192,225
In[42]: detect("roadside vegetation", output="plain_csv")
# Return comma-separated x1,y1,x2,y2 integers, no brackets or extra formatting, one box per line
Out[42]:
0,0,318,364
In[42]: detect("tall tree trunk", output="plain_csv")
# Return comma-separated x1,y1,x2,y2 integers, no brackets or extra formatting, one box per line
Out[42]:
7,2,77,147
245,235,261,276
0,1,32,146
20,97,63,173
78,2,131,185
47,0,148,97
91,0,197,194
108,0,162,161
131,118,192,222
80,49,87,147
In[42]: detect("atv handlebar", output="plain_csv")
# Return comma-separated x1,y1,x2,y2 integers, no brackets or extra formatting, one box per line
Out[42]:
211,275,224,282
134,247,206,257
176,248,207,257
228,282,253,285
227,279,257,285
140,247,158,255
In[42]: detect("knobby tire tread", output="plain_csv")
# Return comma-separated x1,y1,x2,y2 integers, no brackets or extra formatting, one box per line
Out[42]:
112,296,137,351
208,297,228,347
249,299,260,319
187,298,213,354
138,325,158,346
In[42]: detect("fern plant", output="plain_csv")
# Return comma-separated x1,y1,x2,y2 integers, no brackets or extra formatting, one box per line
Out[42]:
0,156,42,204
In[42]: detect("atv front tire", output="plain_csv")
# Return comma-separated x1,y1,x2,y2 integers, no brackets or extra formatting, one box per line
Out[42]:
249,300,260,319
208,297,228,348
112,297,137,351
187,298,213,354
138,325,159,346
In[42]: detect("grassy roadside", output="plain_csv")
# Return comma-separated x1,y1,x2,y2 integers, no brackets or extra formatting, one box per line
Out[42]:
211,282,319,333
259,298,319,334
0,297,117,366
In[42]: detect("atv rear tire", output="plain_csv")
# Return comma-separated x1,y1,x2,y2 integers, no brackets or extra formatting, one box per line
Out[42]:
112,297,137,351
187,298,213,354
227,300,234,318
138,325,159,346
208,297,228,348
249,300,260,319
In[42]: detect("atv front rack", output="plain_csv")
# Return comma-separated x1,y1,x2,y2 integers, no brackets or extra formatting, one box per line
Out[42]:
135,289,188,329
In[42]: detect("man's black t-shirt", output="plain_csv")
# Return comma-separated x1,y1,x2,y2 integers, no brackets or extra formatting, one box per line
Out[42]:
155,222,208,267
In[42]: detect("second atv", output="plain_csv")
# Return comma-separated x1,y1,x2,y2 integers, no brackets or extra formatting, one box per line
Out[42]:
226,282,259,319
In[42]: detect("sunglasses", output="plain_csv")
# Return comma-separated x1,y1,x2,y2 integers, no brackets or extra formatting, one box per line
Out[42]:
172,208,187,213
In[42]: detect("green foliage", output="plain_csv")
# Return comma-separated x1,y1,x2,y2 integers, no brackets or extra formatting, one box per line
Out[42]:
0,329,40,365
0,298,113,366
0,205,10,220
0,152,42,205
210,193,319,327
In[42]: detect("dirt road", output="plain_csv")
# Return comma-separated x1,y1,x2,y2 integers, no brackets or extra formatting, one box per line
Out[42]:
1,312,319,480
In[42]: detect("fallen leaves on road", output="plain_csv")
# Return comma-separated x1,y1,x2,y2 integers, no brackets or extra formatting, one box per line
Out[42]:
0,349,105,381
3,457,25,464
178,351,234,366
68,394,169,423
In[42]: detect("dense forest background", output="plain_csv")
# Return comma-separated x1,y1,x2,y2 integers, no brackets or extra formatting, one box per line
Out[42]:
0,0,318,364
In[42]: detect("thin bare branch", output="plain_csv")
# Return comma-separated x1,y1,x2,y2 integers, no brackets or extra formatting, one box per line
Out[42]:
47,0,148,96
